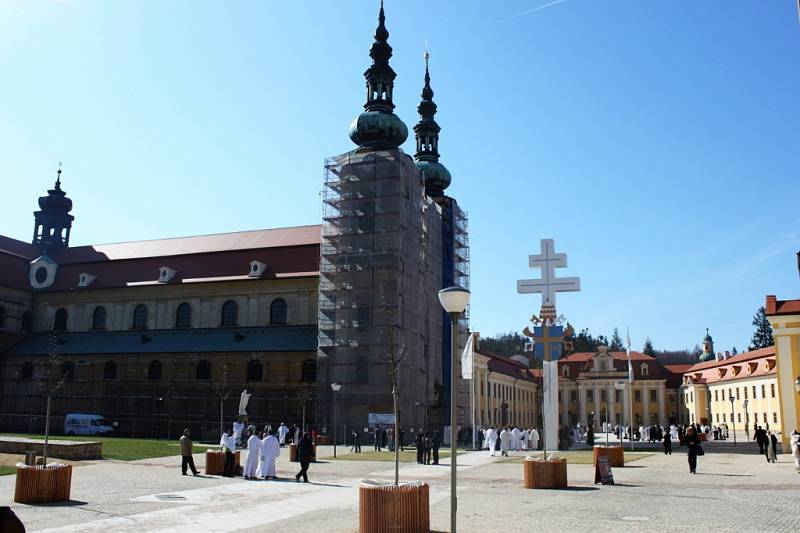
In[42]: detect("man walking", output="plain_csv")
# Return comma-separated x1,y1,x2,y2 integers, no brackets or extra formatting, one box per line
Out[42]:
221,427,237,477
755,426,767,454
351,431,361,453
180,429,199,476
295,432,314,483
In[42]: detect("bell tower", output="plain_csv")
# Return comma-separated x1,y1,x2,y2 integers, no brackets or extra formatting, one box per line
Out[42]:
32,166,74,253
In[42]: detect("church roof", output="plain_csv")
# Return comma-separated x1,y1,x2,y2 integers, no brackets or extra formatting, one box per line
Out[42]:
7,325,318,355
681,346,776,385
558,351,672,381
766,294,800,317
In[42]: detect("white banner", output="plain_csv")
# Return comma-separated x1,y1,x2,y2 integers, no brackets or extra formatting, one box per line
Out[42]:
461,332,474,380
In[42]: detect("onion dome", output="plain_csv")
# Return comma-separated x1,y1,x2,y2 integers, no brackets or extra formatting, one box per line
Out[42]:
38,169,73,214
413,50,451,197
349,1,408,149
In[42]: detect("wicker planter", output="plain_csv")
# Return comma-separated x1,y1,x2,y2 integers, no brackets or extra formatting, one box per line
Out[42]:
289,443,317,462
205,450,241,475
315,435,330,446
592,445,624,467
14,464,72,504
523,458,567,489
359,480,429,533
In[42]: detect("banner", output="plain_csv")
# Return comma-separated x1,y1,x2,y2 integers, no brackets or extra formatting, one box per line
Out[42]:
461,332,474,379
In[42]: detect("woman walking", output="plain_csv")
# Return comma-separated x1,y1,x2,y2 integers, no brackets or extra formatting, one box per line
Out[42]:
685,426,701,474
295,432,314,483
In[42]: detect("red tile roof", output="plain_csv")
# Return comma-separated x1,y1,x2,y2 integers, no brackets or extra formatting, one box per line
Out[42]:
681,346,776,385
0,235,40,260
558,351,671,381
684,346,775,372
475,348,538,382
766,295,800,317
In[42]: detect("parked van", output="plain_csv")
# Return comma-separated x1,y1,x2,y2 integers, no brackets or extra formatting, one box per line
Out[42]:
64,413,114,436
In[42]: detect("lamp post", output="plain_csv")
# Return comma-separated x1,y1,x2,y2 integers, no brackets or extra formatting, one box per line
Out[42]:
614,382,625,445
331,382,342,458
438,285,470,533
743,399,750,440
729,395,736,447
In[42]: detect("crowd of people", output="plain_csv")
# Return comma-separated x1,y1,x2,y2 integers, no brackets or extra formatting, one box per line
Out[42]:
480,426,541,456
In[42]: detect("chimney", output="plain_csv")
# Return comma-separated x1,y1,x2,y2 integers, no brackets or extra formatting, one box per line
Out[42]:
716,352,723,361
724,351,731,359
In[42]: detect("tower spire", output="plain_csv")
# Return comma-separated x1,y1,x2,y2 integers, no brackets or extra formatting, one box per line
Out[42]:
413,47,451,197
32,164,74,252
349,2,408,149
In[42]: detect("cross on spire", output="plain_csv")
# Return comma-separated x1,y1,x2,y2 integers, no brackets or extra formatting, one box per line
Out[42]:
517,238,580,311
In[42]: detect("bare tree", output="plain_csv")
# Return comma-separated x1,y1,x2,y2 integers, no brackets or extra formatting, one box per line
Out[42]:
382,307,407,486
215,363,231,440
40,333,66,467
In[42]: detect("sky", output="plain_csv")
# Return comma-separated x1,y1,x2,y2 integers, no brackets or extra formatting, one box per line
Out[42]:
1,0,798,353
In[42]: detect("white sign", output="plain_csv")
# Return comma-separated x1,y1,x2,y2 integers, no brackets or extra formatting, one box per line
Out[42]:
368,413,396,426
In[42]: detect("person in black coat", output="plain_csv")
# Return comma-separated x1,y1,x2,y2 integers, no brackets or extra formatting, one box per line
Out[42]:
663,431,672,455
295,432,314,483
432,431,441,465
685,426,701,474
415,432,424,464
374,427,382,451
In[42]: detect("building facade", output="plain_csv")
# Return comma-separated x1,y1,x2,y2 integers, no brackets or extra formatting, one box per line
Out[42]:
766,293,800,447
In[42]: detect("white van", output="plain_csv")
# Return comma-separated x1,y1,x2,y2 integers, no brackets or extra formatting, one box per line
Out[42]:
64,413,114,436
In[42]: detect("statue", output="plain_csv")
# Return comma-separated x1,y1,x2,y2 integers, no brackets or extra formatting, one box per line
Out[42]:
238,389,251,417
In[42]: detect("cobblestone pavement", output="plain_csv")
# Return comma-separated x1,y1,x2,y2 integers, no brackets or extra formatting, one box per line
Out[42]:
2,441,798,532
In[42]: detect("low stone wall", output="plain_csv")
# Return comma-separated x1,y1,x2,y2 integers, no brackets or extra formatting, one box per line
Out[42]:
0,437,102,460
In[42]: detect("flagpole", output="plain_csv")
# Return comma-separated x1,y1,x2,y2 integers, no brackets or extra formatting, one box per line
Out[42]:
626,326,634,452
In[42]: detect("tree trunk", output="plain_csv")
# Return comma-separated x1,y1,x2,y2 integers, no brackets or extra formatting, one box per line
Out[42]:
43,395,51,467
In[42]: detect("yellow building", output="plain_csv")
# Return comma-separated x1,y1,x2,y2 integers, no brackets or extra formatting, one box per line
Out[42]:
682,346,780,433
766,294,800,448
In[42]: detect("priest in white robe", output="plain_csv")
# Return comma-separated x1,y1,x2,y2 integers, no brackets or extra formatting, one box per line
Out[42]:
258,431,280,479
243,431,261,479
499,428,510,457
278,423,289,446
530,428,540,451
486,427,498,456
520,429,529,451
511,427,522,451
233,421,245,446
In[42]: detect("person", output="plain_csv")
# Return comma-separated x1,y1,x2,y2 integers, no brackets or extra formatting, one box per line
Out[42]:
243,430,261,479
399,427,405,451
295,432,314,483
499,427,510,457
663,430,672,455
432,431,440,465
381,427,389,450
685,426,701,474
415,432,425,463
754,426,766,454
351,431,361,453
423,433,433,465
221,427,237,477
766,431,778,463
374,427,382,451
278,422,289,446
520,429,528,451
258,430,280,479
179,428,200,476
791,429,800,470
485,427,497,456
530,428,539,451
232,420,245,447
387,426,395,452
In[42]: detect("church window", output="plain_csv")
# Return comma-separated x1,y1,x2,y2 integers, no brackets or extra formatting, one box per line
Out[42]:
35,267,48,284
737,413,741,423
635,390,642,402
714,390,718,402
147,360,162,380
54,308,68,331
175,303,192,328
270,298,288,325
91,306,107,330
763,412,767,423
221,300,238,327
22,311,33,333
301,359,317,383
735,387,740,399
761,384,765,398
132,305,148,330
61,361,74,380
195,360,211,380
744,388,748,400
723,413,726,422
103,361,117,380
751,385,756,398
770,384,775,398
570,391,577,403
772,412,777,424
20,362,33,381
246,360,263,382
715,413,719,423
356,356,368,384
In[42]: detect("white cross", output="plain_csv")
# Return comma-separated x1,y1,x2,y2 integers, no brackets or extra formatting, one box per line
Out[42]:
516,238,580,308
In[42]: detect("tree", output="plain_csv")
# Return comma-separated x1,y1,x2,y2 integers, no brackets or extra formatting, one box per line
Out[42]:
609,328,624,352
40,333,66,467
382,307,406,487
571,327,601,352
642,338,655,357
749,306,774,350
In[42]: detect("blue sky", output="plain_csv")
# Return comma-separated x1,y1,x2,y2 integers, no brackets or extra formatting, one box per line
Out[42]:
1,1,798,352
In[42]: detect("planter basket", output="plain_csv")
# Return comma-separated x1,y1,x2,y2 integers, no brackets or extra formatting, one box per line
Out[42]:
315,436,330,446
523,457,567,489
592,445,624,467
289,443,317,462
14,464,72,504
205,450,241,475
359,480,429,533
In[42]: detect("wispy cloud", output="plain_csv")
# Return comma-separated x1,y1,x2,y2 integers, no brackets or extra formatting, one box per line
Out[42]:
502,0,568,22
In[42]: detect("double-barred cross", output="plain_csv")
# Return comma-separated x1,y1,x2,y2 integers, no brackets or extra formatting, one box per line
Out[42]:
516,238,580,310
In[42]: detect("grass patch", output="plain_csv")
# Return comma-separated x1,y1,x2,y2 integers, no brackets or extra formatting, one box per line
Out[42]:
0,466,16,476
0,433,217,461
331,449,463,462
499,450,653,465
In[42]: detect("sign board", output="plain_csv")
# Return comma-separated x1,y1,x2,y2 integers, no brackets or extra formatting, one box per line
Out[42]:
594,456,614,485
368,413,396,426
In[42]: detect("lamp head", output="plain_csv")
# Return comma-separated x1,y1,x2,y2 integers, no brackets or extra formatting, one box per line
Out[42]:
438,286,471,314
331,382,342,392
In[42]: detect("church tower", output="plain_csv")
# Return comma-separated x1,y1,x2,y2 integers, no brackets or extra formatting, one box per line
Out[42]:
699,328,715,362
32,167,74,253
413,50,451,197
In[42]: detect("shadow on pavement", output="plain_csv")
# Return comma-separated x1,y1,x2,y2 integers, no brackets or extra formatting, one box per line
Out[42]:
26,500,88,508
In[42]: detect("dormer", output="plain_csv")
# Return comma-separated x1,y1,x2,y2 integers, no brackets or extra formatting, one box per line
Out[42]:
747,362,757,374
77,272,96,288
731,365,741,377
717,367,727,379
764,359,776,372
29,255,59,289
562,365,570,377
158,266,177,283
249,260,267,277
640,362,649,376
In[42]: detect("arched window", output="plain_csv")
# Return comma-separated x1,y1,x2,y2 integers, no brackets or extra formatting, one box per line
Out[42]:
22,311,33,333
562,366,569,377
221,300,238,327
196,360,211,380
0,305,5,328
175,303,192,328
132,305,148,329
246,360,263,382
640,363,649,376
54,308,68,331
20,362,33,381
103,361,117,380
301,358,317,383
147,360,162,380
269,298,287,325
91,306,107,330
61,361,74,380
356,356,368,384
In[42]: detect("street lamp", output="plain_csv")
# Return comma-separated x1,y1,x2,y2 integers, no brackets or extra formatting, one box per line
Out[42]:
438,285,470,533
729,395,736,447
331,382,342,458
743,399,750,440
794,376,800,393
615,382,626,446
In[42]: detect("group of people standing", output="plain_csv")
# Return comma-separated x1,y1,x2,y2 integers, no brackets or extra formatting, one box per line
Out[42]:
481,427,540,456
414,431,441,464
